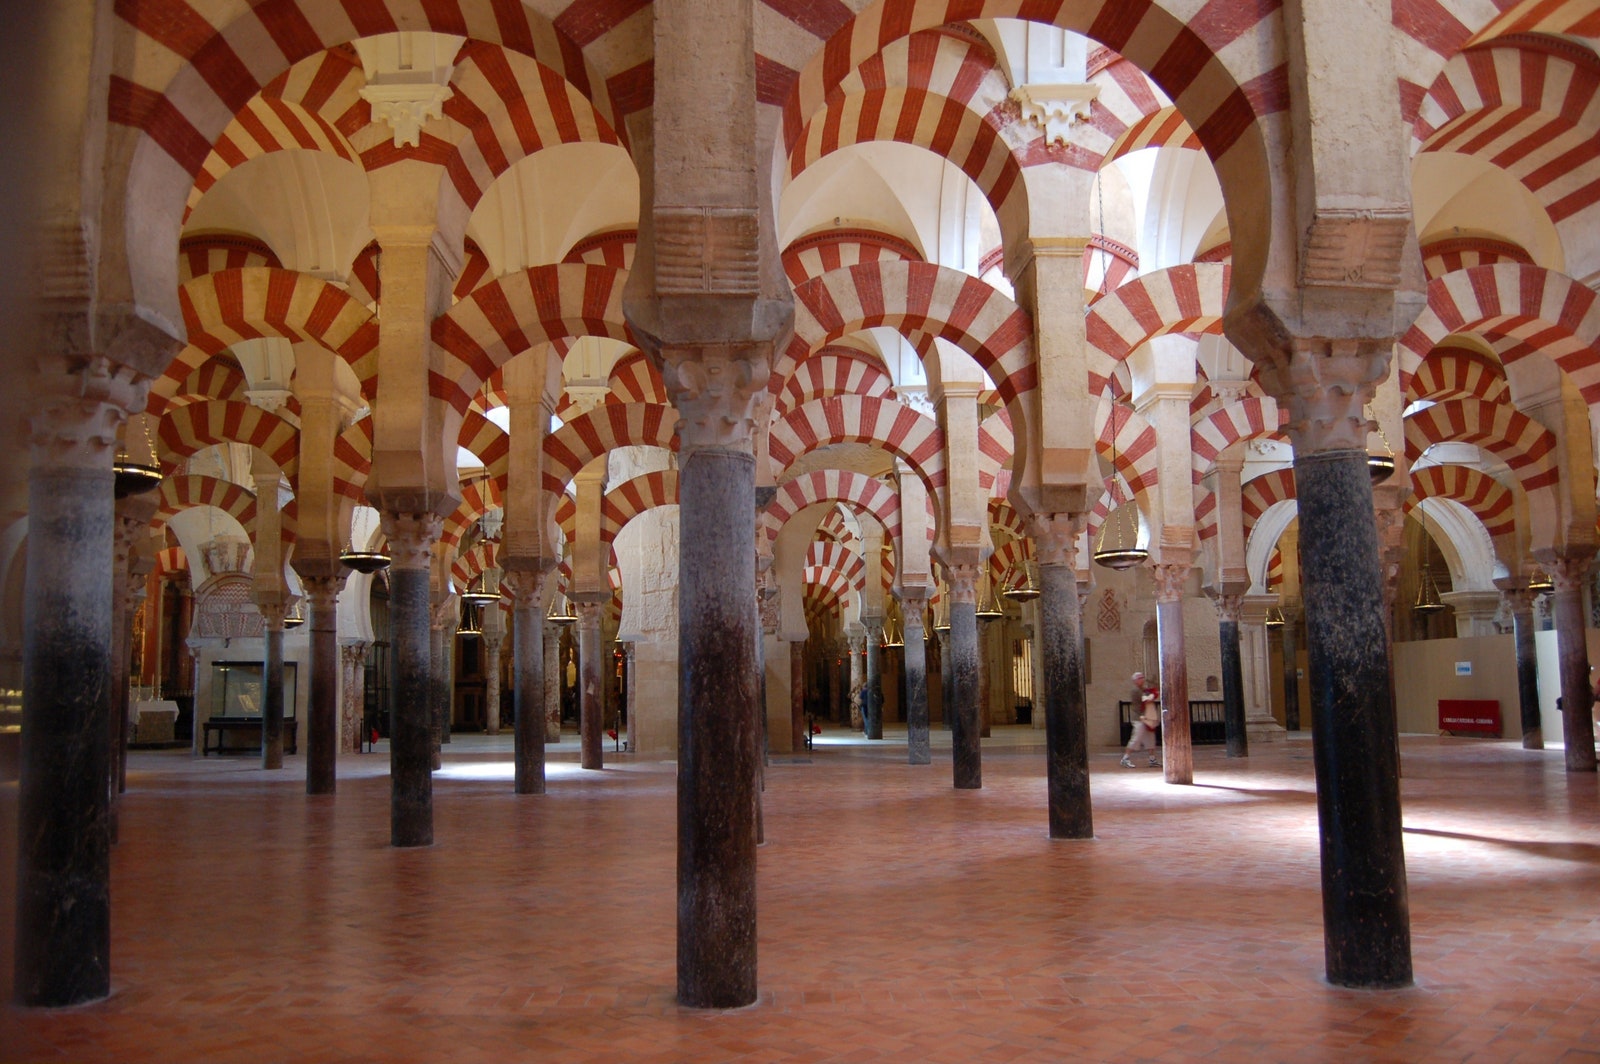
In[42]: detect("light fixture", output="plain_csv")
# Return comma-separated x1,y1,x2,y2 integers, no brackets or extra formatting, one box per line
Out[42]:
1003,565,1040,603
547,593,578,626
458,599,483,637
1366,404,1396,484
461,572,500,607
113,417,163,498
339,542,391,574
282,601,305,630
882,616,903,649
976,580,1004,621
1264,606,1285,629
1528,568,1554,594
1093,399,1149,570
1413,503,1446,616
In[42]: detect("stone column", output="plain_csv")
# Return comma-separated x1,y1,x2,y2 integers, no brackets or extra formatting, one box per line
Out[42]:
826,639,842,722
259,604,288,770
1028,515,1092,837
1545,554,1597,772
1499,584,1542,748
623,641,637,752
302,575,342,794
380,512,442,847
15,359,144,1006
576,600,605,770
1280,610,1301,731
482,631,503,735
901,597,930,765
507,572,547,793
789,640,806,754
1152,564,1193,785
977,610,995,738
947,563,982,789
863,620,884,739
110,509,143,831
1214,593,1248,758
543,624,561,742
339,642,369,753
847,633,865,729
427,603,446,769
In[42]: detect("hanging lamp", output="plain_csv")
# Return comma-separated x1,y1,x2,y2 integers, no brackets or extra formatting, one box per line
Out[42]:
882,615,904,648
458,599,483,637
1264,605,1286,629
461,572,500,607
1092,399,1149,570
976,579,1004,620
282,601,305,630
1003,564,1041,602
1528,568,1554,594
547,592,578,626
1413,503,1446,616
1366,404,1396,484
113,418,163,498
339,541,391,574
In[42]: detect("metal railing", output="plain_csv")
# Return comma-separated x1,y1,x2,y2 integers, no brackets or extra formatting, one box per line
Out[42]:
1118,700,1228,746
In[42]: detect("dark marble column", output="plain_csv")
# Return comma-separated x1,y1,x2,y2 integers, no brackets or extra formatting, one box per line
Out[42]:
902,603,930,765
427,610,445,770
543,624,561,742
947,564,981,790
1546,555,1597,772
259,607,287,770
864,620,884,739
380,512,442,848
977,611,994,738
1029,515,1092,838
1296,447,1410,987
1215,593,1248,758
576,600,605,770
109,512,139,843
1151,564,1193,785
1501,585,1542,749
676,446,759,1009
789,640,807,754
508,572,547,793
15,371,137,1007
439,620,455,747
1280,612,1301,732
303,576,342,795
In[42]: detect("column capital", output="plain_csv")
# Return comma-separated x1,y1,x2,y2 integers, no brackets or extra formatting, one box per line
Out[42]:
29,356,150,471
257,601,292,631
1498,586,1536,615
300,574,344,611
575,600,606,628
661,345,771,454
1543,550,1595,592
1258,338,1392,455
502,568,549,611
1150,562,1189,604
946,563,980,603
1025,512,1084,568
379,511,443,571
1210,592,1243,623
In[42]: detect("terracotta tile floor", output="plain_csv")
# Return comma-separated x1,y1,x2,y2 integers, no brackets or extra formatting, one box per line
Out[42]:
3,727,1600,1063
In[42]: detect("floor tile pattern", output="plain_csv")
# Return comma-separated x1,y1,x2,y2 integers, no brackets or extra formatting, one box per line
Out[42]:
2,729,1598,1062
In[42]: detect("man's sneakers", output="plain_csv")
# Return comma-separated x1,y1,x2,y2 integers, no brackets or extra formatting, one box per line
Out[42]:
1120,756,1136,768
1148,757,1161,767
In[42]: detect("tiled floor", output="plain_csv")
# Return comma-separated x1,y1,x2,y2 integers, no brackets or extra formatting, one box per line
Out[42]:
3,727,1599,1063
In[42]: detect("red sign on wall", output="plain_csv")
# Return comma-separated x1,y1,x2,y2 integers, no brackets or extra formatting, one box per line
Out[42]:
1438,699,1501,737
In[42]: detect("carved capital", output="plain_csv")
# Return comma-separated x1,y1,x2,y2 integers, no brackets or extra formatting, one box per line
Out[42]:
1008,84,1100,146
257,600,292,631
339,642,371,669
301,575,343,613
1546,553,1594,594
29,356,149,472
1264,339,1392,455
946,563,980,604
1212,592,1242,623
380,511,443,571
662,345,770,453
575,600,606,629
1150,563,1189,604
1026,512,1084,569
503,569,548,612
1499,587,1536,616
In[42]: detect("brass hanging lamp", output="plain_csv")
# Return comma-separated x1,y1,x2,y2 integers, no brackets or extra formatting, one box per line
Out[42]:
1413,502,1446,616
1003,563,1041,603
1264,605,1286,629
1092,399,1149,570
282,600,305,630
976,577,1004,621
547,591,578,626
1528,568,1554,594
882,615,904,649
1366,403,1396,484
339,539,391,574
458,598,483,637
113,417,163,498
461,571,500,607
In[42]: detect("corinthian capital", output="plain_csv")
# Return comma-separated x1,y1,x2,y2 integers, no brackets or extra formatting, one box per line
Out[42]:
946,563,980,604
29,356,150,471
1263,339,1391,455
1025,512,1084,569
1150,563,1189,604
661,344,771,453
379,511,443,571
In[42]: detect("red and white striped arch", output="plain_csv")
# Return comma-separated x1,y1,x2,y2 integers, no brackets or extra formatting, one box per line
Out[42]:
458,410,511,484
184,94,360,221
767,396,948,502
173,356,250,410
1413,41,1600,225
431,263,633,413
801,565,855,615
1088,56,1202,168
782,229,923,288
332,416,373,503
178,268,380,400
785,30,1030,220
978,408,1014,495
1410,464,1517,543
154,547,190,582
450,539,501,593
155,475,259,532
778,348,897,414
441,40,623,216
776,261,1033,406
1097,400,1160,498
816,507,860,551
806,541,866,591
178,234,281,283
563,229,637,270
1398,264,1600,401
602,471,679,545
1407,343,1512,405
987,537,1034,592
1085,263,1231,394
541,403,678,497
346,243,381,308
607,352,668,405
1404,398,1560,493
1240,468,1297,545
762,469,906,552
441,477,504,551
1418,235,1534,282
1190,396,1284,483
455,240,494,301
988,498,1028,541
156,399,300,486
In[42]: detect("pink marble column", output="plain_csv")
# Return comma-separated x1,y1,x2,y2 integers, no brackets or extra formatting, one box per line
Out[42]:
1545,554,1597,772
1152,564,1193,785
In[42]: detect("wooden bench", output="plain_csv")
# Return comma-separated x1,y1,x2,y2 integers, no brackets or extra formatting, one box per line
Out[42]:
202,716,298,756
